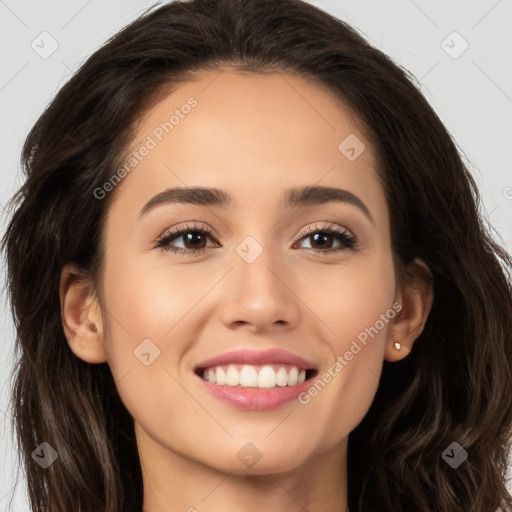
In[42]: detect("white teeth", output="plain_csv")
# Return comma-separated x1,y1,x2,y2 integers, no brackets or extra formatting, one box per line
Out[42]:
215,367,226,385
225,365,240,386
239,365,258,387
276,367,288,387
258,365,277,388
201,364,310,388
288,367,298,386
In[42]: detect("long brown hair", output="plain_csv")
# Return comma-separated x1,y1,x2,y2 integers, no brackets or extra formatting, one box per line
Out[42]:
2,0,512,510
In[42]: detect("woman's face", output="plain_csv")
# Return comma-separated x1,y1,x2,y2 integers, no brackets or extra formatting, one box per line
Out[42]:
86,69,404,474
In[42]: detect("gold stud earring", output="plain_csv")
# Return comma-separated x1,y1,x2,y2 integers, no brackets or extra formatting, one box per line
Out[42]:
394,341,401,351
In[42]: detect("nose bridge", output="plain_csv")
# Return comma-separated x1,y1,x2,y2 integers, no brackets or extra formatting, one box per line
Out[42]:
233,232,285,301
218,232,300,330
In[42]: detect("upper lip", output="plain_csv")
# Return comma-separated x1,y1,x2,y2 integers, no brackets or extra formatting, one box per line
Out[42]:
195,348,318,371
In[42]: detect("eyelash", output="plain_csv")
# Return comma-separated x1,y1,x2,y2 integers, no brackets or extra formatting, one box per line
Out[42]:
154,222,357,256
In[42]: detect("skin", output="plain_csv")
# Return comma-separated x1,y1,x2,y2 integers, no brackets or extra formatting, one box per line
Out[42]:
60,68,433,512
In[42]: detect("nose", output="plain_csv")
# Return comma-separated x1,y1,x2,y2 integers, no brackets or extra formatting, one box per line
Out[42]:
218,243,301,333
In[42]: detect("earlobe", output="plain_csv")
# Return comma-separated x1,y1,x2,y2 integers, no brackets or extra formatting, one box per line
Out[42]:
385,258,434,362
385,338,411,362
60,263,108,364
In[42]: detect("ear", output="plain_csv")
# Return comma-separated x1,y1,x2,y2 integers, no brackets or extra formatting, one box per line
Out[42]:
60,263,108,364
385,258,434,362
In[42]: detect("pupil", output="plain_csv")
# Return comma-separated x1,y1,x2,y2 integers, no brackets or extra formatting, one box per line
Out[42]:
313,233,331,248
187,232,203,247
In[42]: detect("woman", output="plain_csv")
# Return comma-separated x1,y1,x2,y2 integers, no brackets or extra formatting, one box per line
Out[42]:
2,0,511,511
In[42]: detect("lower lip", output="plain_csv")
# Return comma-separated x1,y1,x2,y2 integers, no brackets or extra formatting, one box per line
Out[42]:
194,373,313,410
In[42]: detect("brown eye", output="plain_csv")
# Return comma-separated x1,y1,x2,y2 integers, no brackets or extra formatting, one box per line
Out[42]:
155,224,218,255
295,224,356,254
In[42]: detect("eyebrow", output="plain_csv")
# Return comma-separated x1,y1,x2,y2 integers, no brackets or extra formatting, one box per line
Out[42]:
139,185,374,224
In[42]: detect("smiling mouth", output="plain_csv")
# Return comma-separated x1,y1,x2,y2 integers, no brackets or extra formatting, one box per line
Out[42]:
195,363,318,389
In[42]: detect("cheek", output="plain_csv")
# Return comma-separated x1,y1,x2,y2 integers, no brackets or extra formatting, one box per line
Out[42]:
98,254,203,409
295,251,395,444
102,254,206,346
305,249,396,353
99,245,226,373
98,257,201,441
328,251,396,391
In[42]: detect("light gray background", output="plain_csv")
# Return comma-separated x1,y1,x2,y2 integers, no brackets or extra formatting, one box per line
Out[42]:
1,1,511,510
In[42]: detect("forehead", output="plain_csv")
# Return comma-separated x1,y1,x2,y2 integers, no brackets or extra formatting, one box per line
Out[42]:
108,68,385,221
